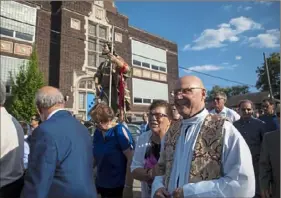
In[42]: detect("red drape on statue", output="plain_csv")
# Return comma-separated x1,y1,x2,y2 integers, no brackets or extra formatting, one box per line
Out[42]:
118,63,128,111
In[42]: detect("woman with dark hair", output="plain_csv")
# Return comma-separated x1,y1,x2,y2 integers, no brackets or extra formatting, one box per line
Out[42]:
130,100,172,198
90,103,134,198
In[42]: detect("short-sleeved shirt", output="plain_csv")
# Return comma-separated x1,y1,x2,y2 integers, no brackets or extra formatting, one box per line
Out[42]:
93,124,134,188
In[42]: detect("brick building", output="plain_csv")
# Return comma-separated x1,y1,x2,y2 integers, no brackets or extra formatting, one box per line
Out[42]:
0,1,179,121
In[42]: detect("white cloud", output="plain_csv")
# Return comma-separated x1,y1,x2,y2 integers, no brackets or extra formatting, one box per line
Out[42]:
237,6,252,12
244,6,252,11
235,56,242,60
184,65,224,73
183,16,262,51
248,29,280,48
184,64,238,73
223,5,232,11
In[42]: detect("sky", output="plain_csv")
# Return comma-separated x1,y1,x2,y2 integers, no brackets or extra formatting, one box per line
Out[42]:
115,1,280,92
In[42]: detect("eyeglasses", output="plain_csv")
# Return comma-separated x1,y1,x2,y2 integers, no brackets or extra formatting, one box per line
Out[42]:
213,97,224,101
149,113,168,120
172,87,204,96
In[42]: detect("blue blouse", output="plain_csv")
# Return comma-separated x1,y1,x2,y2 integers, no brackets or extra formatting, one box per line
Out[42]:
93,124,134,188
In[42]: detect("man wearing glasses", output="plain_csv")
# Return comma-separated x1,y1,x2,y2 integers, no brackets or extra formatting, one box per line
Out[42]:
152,75,254,198
209,91,240,123
233,100,267,198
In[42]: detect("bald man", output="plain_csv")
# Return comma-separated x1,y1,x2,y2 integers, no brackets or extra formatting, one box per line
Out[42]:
21,86,97,198
152,76,255,198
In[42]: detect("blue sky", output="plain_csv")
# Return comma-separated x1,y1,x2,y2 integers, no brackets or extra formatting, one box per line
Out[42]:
115,1,280,92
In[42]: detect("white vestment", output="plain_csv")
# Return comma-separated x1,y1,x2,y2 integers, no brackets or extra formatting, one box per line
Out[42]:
151,109,255,198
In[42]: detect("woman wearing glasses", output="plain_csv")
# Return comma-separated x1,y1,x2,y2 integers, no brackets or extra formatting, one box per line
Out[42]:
89,103,135,198
131,100,173,198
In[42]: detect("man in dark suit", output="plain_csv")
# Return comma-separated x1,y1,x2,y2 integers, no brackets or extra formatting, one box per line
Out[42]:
259,104,280,198
21,86,97,198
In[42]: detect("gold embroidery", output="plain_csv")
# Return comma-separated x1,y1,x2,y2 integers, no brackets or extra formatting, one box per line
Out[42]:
161,114,226,188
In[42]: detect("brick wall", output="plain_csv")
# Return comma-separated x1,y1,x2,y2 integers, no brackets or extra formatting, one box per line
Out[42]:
59,8,87,108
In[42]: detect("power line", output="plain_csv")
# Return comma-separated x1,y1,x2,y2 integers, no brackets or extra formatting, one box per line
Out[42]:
179,67,256,87
1,14,257,88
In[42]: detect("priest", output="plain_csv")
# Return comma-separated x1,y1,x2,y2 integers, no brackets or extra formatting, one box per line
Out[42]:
152,76,255,198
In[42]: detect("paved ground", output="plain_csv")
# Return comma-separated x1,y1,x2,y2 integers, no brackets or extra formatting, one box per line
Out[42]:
133,179,142,198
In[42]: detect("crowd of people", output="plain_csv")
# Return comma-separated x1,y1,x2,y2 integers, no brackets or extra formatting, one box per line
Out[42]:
0,75,279,198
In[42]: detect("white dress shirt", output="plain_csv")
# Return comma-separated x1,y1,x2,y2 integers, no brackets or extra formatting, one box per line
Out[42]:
0,107,24,187
210,106,240,123
152,109,255,198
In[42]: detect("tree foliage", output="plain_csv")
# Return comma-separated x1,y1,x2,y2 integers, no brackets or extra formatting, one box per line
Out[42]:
207,85,250,100
256,52,280,98
7,49,44,122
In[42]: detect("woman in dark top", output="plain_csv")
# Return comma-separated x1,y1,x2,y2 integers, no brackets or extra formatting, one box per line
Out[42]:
89,103,134,198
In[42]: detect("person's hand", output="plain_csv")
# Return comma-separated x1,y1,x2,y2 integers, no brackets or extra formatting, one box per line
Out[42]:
173,188,184,198
154,187,170,198
122,186,133,198
96,84,102,92
107,53,117,63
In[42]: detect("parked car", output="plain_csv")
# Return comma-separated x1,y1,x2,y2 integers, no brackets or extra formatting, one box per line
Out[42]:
84,121,141,145
127,123,141,144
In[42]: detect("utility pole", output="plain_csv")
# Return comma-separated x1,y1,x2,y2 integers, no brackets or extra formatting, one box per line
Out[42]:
263,52,274,99
108,26,115,107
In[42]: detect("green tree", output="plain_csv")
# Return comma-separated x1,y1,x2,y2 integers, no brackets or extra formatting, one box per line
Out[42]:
256,52,280,98
207,85,250,100
7,49,44,122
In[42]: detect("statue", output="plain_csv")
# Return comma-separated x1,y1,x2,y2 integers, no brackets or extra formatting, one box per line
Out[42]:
94,42,131,118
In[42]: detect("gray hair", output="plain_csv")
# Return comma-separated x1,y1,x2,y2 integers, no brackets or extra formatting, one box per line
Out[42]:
214,91,227,102
0,81,6,106
35,88,65,109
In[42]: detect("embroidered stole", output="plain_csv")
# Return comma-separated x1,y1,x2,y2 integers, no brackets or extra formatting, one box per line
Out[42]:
158,114,226,188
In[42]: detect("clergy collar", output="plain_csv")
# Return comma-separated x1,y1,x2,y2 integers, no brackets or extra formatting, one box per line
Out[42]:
182,108,209,125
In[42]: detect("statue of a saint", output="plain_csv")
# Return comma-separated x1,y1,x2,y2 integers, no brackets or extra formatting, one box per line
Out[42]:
94,42,131,117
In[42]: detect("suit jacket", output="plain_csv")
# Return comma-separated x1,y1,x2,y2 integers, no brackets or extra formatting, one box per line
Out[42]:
259,130,280,198
21,110,97,198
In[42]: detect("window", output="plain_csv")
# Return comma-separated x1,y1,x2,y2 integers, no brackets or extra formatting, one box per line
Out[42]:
143,98,151,104
133,60,141,66
151,65,159,71
159,67,166,72
142,62,150,68
134,97,142,103
88,23,96,37
87,21,109,68
99,26,107,39
131,40,167,73
79,92,86,109
132,78,169,105
88,38,97,51
88,53,96,67
0,55,28,84
0,1,36,42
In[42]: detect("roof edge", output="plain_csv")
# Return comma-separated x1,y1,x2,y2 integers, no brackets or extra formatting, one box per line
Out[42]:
129,26,177,45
